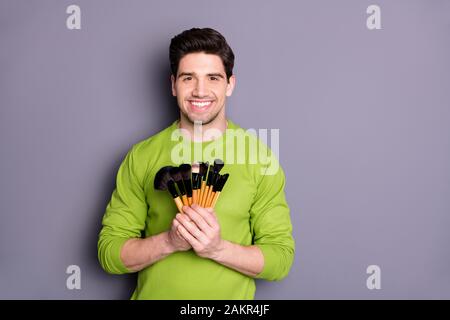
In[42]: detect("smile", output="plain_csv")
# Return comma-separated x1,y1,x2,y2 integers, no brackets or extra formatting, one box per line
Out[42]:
189,100,213,112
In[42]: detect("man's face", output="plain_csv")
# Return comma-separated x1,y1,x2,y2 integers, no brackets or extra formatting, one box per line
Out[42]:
171,52,235,125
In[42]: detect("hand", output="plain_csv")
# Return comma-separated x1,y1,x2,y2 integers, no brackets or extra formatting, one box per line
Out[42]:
168,215,192,252
175,204,225,260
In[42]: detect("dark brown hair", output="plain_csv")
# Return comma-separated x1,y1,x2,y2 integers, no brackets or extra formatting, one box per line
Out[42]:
169,28,235,82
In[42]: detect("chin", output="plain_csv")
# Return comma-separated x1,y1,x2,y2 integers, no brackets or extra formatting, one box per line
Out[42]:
189,116,210,124
181,106,222,125
186,114,213,125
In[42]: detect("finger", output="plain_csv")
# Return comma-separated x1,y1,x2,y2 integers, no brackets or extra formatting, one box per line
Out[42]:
190,204,217,228
182,206,213,235
173,220,187,240
176,230,187,241
173,219,181,232
206,207,218,219
176,213,209,243
177,224,201,248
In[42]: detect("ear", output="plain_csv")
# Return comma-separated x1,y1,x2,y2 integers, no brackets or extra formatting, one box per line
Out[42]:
171,74,177,97
225,75,236,97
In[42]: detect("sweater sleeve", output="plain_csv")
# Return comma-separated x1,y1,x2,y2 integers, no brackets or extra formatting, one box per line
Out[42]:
97,145,148,274
250,163,295,281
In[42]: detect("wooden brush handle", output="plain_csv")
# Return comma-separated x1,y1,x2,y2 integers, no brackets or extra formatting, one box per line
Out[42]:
192,189,198,205
205,188,214,207
174,197,184,213
201,186,210,207
206,191,214,208
211,192,221,208
199,181,207,205
181,195,189,206
200,186,209,207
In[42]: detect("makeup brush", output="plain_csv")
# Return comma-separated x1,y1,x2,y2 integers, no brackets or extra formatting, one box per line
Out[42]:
170,166,189,206
191,162,200,205
201,164,215,207
154,166,184,213
179,164,193,205
210,173,229,208
204,159,224,207
198,161,209,206
205,172,222,208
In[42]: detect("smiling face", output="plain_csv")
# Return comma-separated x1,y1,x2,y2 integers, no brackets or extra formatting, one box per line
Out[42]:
171,52,235,126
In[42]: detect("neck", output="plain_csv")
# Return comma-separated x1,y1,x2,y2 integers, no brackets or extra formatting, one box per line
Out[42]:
178,109,228,142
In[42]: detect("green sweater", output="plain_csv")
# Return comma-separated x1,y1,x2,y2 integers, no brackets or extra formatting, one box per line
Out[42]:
98,119,295,299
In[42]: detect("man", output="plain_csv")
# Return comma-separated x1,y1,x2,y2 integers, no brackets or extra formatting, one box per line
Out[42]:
98,28,295,299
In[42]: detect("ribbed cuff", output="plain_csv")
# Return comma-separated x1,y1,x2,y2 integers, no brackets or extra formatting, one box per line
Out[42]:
109,237,133,274
254,244,277,280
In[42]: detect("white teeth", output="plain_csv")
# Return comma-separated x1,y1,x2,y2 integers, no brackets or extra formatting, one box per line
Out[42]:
191,101,212,108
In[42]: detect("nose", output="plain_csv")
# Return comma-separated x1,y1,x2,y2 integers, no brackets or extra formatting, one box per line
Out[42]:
192,79,207,97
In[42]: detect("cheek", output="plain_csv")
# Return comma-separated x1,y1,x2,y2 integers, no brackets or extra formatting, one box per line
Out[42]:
213,86,228,100
175,87,188,101
179,84,196,96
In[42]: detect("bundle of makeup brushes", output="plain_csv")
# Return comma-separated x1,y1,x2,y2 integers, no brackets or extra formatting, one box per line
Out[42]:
154,159,229,213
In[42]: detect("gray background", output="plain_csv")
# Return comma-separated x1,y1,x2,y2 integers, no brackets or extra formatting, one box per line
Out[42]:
1,0,449,299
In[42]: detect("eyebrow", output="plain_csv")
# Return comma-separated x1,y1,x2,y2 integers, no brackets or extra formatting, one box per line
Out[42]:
178,72,225,79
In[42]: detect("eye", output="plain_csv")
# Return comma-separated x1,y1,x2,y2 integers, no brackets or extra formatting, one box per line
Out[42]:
210,76,219,81
183,76,192,81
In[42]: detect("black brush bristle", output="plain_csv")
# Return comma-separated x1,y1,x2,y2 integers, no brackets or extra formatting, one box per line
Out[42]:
211,159,224,186
154,166,174,190
179,164,192,196
212,174,222,192
207,164,215,185
170,166,182,182
200,162,209,181
170,166,186,195
179,164,191,181
213,159,224,174
217,173,229,192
